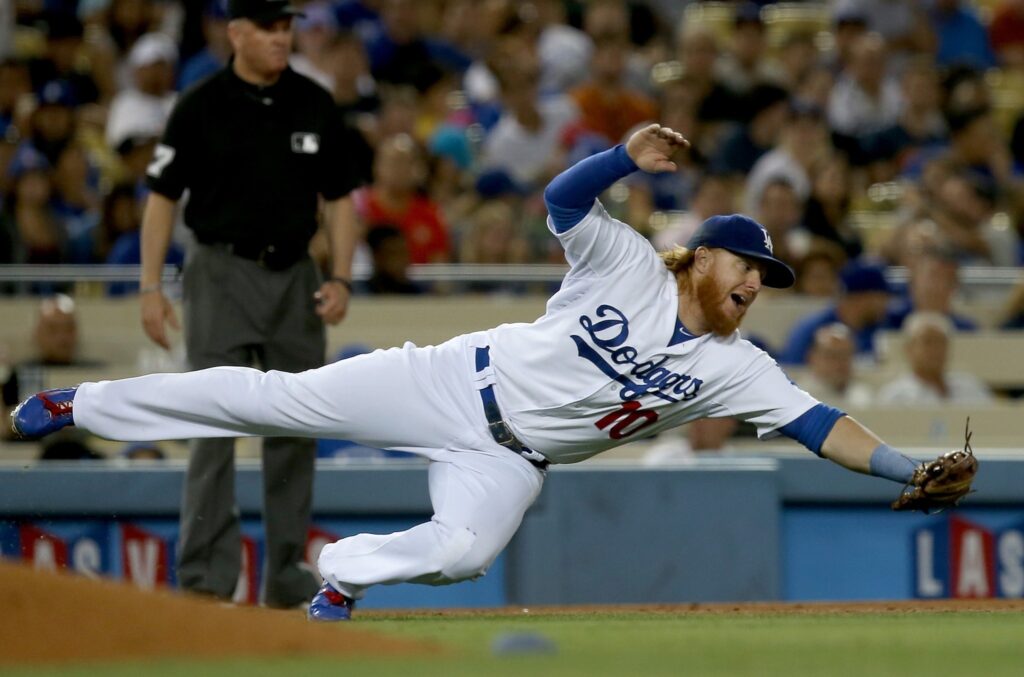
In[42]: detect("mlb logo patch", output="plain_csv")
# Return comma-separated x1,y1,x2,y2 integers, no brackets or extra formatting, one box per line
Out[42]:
291,133,320,154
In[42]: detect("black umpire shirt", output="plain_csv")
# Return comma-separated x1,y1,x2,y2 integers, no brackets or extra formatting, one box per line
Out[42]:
146,63,358,264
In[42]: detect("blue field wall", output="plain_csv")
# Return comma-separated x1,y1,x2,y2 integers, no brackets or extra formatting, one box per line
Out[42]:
777,454,1024,601
0,515,506,609
2,457,1023,605
508,462,780,604
783,508,917,600
782,507,1024,600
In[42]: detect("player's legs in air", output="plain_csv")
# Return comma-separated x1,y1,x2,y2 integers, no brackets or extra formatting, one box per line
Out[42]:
10,336,547,620
14,339,473,446
312,443,542,620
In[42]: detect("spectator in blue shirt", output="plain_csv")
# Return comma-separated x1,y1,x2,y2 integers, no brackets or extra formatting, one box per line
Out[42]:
99,183,183,296
177,1,230,91
884,245,978,331
930,0,997,70
780,261,892,364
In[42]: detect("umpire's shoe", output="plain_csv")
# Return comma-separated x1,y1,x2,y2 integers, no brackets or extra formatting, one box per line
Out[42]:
307,582,355,621
11,387,78,439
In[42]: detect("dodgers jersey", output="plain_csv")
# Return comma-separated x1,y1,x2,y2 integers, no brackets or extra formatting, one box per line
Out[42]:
480,200,819,464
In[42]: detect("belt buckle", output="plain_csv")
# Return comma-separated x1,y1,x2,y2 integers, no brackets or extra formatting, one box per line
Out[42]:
488,419,516,448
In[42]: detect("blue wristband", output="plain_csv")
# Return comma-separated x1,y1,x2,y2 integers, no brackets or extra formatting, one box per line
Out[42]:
869,444,918,484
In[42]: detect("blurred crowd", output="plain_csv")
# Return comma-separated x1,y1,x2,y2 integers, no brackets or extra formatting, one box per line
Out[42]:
2,2,1024,307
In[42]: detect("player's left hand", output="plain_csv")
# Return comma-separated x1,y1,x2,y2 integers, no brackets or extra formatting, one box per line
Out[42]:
314,279,350,325
625,124,690,174
891,421,979,513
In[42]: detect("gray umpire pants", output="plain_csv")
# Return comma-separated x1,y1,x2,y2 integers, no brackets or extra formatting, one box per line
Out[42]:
175,243,325,608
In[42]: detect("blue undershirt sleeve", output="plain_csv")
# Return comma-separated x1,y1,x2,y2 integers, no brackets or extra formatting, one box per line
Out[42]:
544,145,639,233
778,403,846,456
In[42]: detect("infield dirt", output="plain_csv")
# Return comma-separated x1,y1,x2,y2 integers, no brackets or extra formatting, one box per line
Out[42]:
3,561,1023,667
0,561,434,666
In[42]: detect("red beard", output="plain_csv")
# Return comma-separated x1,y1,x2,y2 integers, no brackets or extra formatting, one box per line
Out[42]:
696,273,742,336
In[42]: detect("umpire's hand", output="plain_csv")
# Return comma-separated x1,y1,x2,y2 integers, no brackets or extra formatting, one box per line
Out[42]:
626,124,690,173
141,290,180,351
314,279,350,325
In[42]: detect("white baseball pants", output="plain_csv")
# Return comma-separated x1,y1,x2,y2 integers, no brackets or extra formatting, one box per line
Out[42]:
73,334,545,599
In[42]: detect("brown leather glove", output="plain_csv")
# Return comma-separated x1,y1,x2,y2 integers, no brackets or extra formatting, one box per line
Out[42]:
892,421,979,513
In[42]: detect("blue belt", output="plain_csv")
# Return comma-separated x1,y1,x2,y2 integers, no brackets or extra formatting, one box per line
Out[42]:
475,347,549,471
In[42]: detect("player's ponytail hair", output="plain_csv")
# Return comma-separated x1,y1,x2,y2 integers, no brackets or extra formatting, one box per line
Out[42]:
659,246,696,275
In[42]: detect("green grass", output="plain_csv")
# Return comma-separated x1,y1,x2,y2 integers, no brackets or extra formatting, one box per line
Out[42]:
8,611,1024,677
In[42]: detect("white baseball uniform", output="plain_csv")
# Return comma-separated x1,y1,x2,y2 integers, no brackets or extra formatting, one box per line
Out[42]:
71,197,819,599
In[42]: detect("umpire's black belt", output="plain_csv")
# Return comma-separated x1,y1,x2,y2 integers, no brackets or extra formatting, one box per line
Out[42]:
200,239,307,271
474,347,549,471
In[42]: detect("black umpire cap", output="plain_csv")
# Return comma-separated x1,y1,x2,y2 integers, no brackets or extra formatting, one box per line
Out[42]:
228,0,305,22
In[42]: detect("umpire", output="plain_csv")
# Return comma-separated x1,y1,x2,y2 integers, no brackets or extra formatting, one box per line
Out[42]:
138,0,360,607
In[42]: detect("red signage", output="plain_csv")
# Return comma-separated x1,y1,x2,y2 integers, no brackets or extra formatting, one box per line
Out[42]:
121,524,169,589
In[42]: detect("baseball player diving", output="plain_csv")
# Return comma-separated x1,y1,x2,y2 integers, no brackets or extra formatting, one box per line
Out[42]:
11,124,976,620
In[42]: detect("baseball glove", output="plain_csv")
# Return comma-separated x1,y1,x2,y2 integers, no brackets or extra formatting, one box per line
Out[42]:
891,419,979,513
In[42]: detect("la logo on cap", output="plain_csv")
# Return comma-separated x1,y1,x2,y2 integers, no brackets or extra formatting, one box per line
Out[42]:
760,226,773,254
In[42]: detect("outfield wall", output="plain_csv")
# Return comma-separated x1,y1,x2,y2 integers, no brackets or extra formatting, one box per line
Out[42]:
2,456,1022,607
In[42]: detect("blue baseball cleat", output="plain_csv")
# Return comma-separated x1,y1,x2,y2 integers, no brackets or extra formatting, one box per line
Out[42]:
10,387,78,439
307,582,355,621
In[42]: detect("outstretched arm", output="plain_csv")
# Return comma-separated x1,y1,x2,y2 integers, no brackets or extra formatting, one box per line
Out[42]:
820,415,917,482
821,414,980,512
544,124,689,232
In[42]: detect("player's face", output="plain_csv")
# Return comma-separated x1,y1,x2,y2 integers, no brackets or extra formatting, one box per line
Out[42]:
696,250,764,336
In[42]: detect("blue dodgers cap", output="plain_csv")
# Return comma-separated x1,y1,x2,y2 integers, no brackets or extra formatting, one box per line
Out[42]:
686,214,796,288
838,261,890,294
